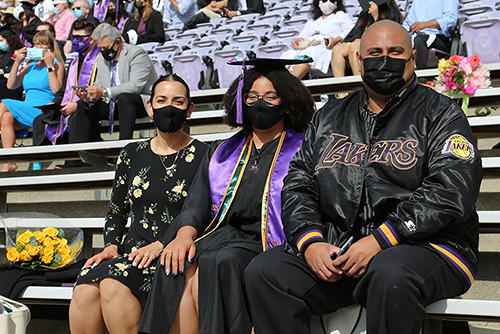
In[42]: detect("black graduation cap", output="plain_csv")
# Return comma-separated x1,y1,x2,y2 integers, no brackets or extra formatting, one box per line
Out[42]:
20,1,37,11
358,0,389,12
227,57,313,71
35,103,63,113
0,24,15,36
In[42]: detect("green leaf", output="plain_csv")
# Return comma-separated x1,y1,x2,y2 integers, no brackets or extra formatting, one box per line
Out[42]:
54,253,62,263
58,229,65,238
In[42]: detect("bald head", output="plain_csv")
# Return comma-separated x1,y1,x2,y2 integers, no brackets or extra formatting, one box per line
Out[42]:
360,20,412,57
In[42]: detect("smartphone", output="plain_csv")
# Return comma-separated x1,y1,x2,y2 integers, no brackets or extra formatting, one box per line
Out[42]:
324,38,329,47
335,236,354,259
72,85,87,91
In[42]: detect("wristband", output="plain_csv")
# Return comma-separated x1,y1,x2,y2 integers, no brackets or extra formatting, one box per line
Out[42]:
152,241,163,254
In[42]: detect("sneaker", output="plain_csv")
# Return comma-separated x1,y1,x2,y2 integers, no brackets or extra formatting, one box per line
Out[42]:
32,162,42,171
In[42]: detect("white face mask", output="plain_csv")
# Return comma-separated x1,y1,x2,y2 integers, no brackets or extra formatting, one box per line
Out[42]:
318,0,337,15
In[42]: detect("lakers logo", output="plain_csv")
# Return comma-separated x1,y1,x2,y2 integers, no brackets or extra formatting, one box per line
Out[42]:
442,135,474,159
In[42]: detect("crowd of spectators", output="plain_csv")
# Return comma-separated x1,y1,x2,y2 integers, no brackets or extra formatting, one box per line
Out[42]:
0,0,480,171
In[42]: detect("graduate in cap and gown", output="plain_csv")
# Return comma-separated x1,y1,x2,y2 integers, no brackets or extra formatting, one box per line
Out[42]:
32,18,100,146
139,58,316,334
19,1,42,46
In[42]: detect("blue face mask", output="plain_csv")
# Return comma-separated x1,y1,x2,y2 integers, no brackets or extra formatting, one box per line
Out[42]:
0,42,8,52
53,7,60,14
72,8,84,18
68,0,76,3
27,47,44,60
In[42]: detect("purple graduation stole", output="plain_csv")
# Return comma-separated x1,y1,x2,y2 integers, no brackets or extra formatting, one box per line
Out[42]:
94,0,111,22
117,16,130,33
44,45,100,144
202,129,304,250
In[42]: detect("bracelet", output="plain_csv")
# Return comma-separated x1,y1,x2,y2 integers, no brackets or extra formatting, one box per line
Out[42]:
152,241,163,254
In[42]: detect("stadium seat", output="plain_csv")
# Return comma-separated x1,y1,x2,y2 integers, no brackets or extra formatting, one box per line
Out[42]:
172,52,207,91
164,24,183,40
155,41,184,54
461,17,500,63
271,28,301,40
238,13,261,21
138,42,159,53
207,26,238,43
257,40,291,58
212,48,247,88
192,38,222,50
267,4,294,17
173,30,202,47
255,12,286,26
223,17,251,32
282,16,308,30
458,2,495,18
294,8,313,18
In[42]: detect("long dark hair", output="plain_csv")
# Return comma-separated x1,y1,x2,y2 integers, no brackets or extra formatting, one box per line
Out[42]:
223,69,315,134
150,74,191,104
1,33,23,53
312,0,345,20
356,0,403,27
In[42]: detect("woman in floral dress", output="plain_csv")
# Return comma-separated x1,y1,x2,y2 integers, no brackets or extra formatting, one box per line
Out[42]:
69,74,207,334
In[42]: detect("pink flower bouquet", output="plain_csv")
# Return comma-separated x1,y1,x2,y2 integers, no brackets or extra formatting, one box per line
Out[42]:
435,55,490,114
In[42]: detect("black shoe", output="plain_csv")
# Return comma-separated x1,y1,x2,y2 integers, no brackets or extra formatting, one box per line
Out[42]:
55,160,92,169
493,142,500,149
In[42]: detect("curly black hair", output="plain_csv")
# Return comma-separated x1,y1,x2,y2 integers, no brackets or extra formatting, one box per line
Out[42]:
312,0,345,20
223,68,315,134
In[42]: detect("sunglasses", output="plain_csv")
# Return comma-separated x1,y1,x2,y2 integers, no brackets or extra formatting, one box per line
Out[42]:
73,35,91,41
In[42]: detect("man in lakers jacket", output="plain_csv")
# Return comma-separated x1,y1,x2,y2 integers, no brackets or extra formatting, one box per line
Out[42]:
245,20,483,334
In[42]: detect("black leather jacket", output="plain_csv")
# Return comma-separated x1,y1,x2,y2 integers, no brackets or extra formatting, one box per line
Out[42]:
282,83,482,286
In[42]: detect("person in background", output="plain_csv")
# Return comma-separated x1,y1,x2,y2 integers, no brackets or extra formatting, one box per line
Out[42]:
123,0,165,45
280,0,354,79
330,0,402,81
162,0,197,26
34,0,54,21
63,0,99,54
402,0,458,69
0,24,24,101
32,18,99,146
69,74,208,334
139,58,315,334
19,1,42,46
0,31,64,171
104,0,133,34
60,23,156,168
36,20,57,37
48,0,76,52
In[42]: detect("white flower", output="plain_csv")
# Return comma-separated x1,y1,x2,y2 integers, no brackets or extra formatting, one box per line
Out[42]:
123,271,128,277
133,176,141,186
133,189,142,198
142,181,150,190
116,156,122,165
148,208,154,214
80,268,89,276
150,266,156,274
143,269,149,275
131,247,137,253
182,191,187,197
167,170,173,177
173,185,183,193
142,222,148,229
189,146,196,153
185,153,194,163
115,263,129,271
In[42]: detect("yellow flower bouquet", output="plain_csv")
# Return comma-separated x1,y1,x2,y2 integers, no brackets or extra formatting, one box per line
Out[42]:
2,213,84,270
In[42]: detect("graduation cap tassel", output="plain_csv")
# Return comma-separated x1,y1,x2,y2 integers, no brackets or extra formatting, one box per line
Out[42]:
235,60,245,125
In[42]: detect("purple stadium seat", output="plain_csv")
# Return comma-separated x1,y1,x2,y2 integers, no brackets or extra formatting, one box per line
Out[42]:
224,42,260,53
238,13,261,21
185,25,213,36
268,4,294,17
155,42,184,54
461,17,500,63
231,34,261,43
255,12,286,26
239,29,273,42
208,26,237,42
211,17,228,26
150,58,167,77
345,3,362,16
257,40,291,58
192,38,222,50
294,8,313,18
282,17,308,30
223,18,251,31
172,52,207,91
212,48,247,88
138,42,159,53
173,31,202,47
458,3,495,18
164,24,183,40
271,28,301,40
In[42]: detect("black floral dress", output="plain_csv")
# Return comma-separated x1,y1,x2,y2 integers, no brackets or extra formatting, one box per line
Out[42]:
75,139,207,300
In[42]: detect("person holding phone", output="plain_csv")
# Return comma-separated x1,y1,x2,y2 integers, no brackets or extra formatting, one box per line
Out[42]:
0,30,64,172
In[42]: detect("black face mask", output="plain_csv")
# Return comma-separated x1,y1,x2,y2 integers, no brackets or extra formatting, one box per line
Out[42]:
362,55,411,96
107,8,116,19
244,99,284,130
101,39,118,62
153,105,188,133
134,1,145,9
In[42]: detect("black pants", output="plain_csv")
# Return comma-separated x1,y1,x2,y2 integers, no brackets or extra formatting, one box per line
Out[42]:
245,244,469,334
68,93,148,143
414,34,451,69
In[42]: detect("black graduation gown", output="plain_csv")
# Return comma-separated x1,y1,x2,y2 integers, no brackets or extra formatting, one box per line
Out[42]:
0,51,23,101
139,136,281,334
